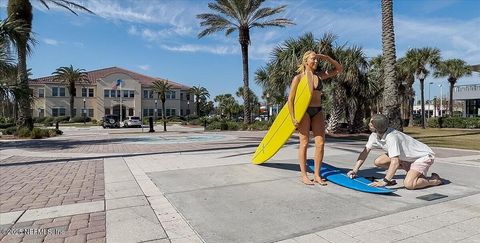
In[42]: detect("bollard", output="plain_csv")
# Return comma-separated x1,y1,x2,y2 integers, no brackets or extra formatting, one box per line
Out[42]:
55,121,59,130
149,117,155,132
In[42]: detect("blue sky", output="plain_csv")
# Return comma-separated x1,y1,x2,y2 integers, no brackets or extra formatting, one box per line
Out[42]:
1,0,479,103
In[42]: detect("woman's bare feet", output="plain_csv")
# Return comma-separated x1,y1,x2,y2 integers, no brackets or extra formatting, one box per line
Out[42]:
314,176,327,186
301,176,314,185
429,173,442,186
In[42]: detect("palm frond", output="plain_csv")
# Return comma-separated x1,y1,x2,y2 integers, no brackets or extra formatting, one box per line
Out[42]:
40,0,94,15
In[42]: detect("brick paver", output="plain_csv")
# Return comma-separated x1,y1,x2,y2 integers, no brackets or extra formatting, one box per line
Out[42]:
0,212,106,243
0,160,104,213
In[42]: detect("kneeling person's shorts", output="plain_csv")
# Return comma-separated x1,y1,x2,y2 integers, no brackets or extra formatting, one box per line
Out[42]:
410,154,434,176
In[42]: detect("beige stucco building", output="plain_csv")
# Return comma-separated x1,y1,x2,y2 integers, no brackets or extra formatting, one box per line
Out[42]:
30,67,195,121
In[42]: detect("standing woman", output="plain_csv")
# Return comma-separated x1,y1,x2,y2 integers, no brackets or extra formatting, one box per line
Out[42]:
288,51,343,185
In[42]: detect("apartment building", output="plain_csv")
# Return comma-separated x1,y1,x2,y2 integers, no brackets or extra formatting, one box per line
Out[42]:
30,67,195,121
453,84,480,117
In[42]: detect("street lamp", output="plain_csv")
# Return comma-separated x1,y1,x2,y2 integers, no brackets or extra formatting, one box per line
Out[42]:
439,83,443,117
83,98,86,125
154,99,158,124
266,93,270,121
428,82,433,119
418,70,426,129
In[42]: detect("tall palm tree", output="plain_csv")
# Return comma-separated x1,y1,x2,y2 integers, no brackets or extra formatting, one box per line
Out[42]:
188,85,210,116
396,57,416,126
434,59,472,116
7,0,93,129
51,65,89,119
235,86,258,120
197,0,294,124
404,47,441,128
214,93,239,119
381,0,402,131
152,80,173,131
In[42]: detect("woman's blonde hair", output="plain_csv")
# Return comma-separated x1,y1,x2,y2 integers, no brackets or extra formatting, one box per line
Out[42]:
296,50,316,74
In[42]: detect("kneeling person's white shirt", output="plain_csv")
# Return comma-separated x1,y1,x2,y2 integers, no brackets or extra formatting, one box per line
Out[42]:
366,128,434,162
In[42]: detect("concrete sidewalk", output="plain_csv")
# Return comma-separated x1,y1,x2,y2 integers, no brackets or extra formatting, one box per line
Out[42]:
1,128,479,242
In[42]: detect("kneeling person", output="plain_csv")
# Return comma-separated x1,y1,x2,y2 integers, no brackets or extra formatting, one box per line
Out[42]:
347,114,442,189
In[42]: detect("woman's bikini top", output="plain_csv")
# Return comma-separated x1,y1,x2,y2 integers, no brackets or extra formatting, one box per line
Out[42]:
314,75,323,91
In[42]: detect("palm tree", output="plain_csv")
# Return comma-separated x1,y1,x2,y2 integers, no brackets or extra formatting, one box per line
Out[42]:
152,80,173,131
214,93,239,119
51,65,89,119
235,86,258,120
197,0,294,124
404,47,441,128
381,0,402,131
434,59,472,116
396,57,416,126
188,85,210,116
7,0,93,129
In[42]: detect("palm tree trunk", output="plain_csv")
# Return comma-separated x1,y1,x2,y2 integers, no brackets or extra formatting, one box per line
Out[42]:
327,87,345,133
70,83,75,119
381,0,402,131
241,42,251,124
420,79,425,128
16,41,33,129
162,101,166,131
449,79,455,116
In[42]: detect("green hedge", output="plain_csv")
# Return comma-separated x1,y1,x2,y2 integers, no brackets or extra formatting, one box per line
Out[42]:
427,117,480,128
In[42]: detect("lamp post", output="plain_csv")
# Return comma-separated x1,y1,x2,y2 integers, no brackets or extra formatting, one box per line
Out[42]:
266,93,270,121
83,98,86,125
154,99,158,124
418,70,426,129
439,83,443,117
428,82,433,119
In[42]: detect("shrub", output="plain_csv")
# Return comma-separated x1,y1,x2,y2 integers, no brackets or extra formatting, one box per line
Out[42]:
71,116,91,123
31,127,45,139
0,123,15,129
18,127,31,138
91,119,97,124
4,126,17,135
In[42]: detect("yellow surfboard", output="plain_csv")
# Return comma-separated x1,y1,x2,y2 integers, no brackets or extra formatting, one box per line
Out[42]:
252,72,313,164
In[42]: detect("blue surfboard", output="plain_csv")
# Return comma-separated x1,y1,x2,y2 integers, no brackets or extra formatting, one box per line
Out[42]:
307,160,394,194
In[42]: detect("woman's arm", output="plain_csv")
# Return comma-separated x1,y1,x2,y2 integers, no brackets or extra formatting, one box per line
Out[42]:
288,75,301,127
317,54,343,80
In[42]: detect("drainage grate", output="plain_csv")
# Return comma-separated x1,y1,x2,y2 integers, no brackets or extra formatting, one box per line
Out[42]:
416,193,448,201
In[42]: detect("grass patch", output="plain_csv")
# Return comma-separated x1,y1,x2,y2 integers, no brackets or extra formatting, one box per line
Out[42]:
403,127,480,151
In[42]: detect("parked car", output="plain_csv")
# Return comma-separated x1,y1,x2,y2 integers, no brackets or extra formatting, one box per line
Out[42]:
101,115,120,128
122,116,142,128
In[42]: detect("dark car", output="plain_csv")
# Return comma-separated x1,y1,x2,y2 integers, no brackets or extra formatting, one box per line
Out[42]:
101,115,120,128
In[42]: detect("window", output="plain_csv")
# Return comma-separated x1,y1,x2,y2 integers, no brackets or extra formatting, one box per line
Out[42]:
166,91,176,99
123,90,129,98
38,108,44,117
105,108,110,115
129,108,134,116
166,108,176,117
143,90,153,99
129,90,135,98
38,88,44,98
73,108,77,116
186,93,190,101
52,107,66,117
110,90,116,97
52,87,66,97
180,93,184,100
143,108,154,117
88,109,94,117
104,90,109,97
82,88,94,97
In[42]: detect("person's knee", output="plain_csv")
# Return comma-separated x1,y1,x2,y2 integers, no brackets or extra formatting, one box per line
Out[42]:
374,157,385,167
403,179,416,190
299,138,309,148
314,139,325,149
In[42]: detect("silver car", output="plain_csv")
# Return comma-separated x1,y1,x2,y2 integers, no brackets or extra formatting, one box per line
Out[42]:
122,116,142,128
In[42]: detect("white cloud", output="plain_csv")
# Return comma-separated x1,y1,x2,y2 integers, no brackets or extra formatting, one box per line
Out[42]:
43,38,59,46
138,65,150,71
160,44,237,55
